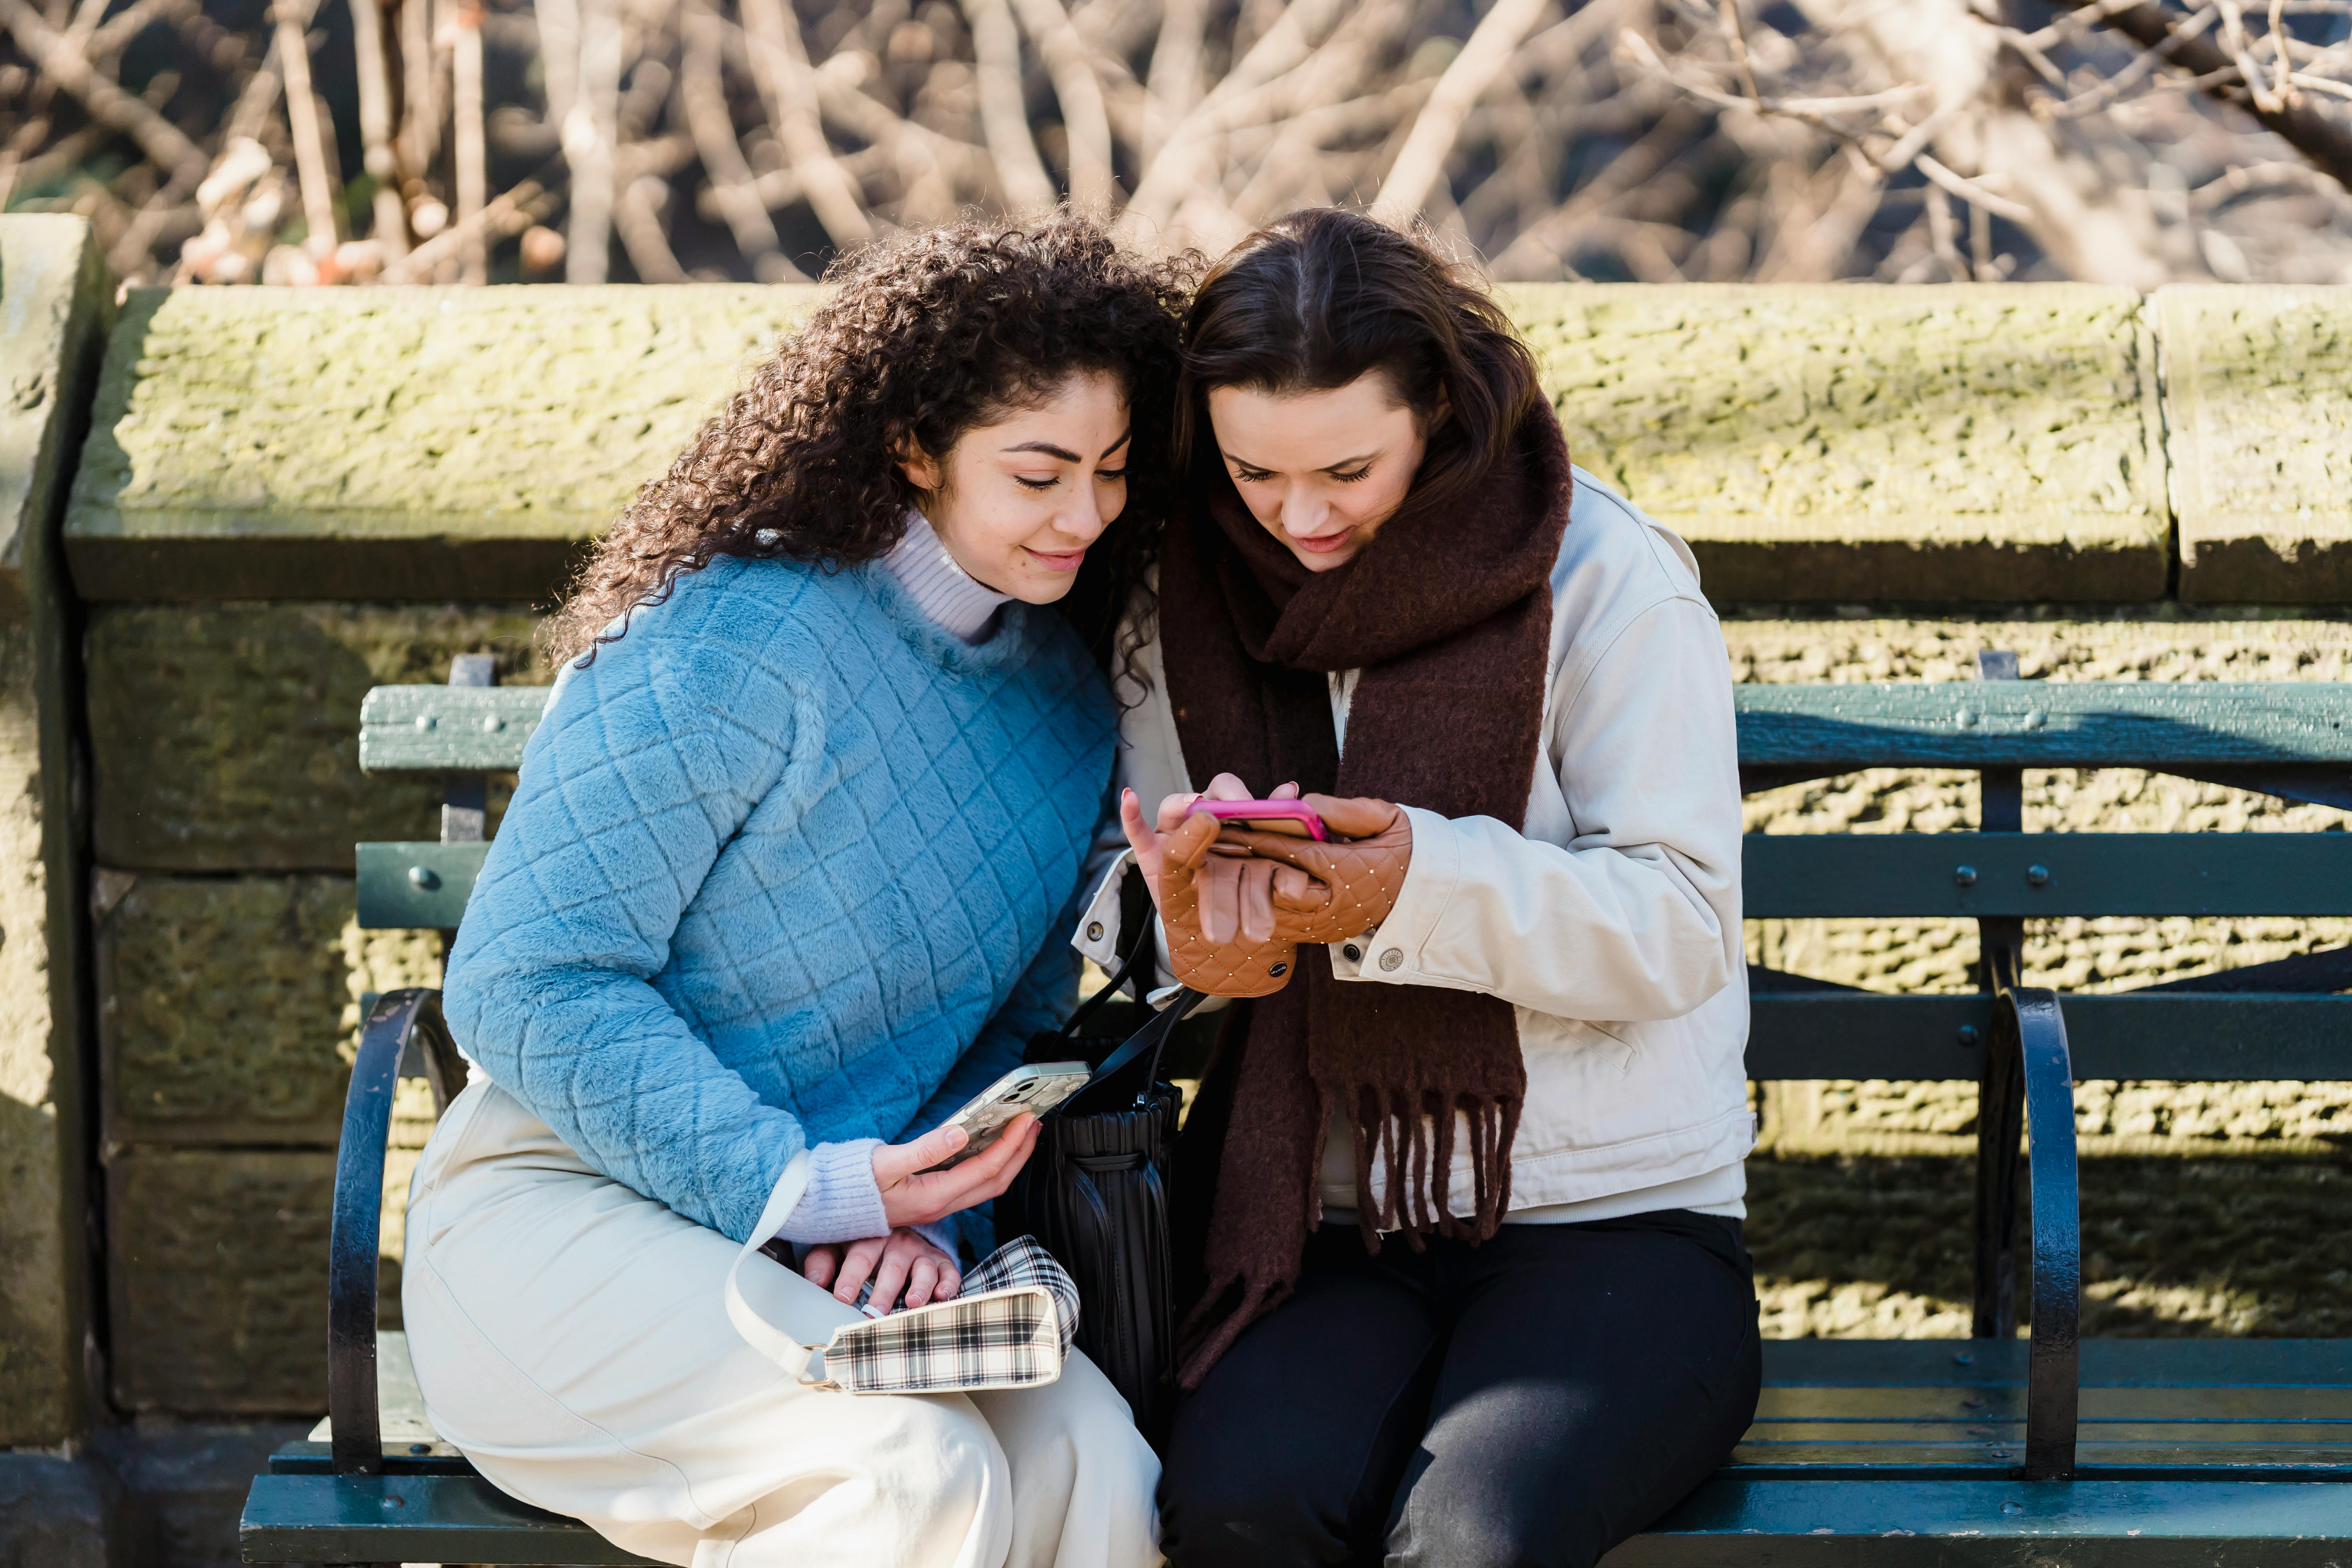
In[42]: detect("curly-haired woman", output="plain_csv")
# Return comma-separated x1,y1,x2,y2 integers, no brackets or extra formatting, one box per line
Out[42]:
1078,209,1759,1567
401,215,1184,1568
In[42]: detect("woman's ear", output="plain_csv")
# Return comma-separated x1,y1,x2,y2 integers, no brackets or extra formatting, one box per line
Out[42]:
896,432,945,497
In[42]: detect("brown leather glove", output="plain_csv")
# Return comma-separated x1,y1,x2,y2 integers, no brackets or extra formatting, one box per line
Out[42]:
1156,797,1412,997
1156,815,1311,997
1221,796,1412,948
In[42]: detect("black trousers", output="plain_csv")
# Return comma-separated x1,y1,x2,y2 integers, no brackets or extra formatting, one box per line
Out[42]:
1158,1210,1761,1568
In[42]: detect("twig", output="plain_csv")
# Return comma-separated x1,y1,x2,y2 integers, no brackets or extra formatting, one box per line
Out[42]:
274,0,340,249
378,176,550,281
348,0,407,256
2092,0,2352,189
615,169,686,279
400,0,442,183
961,0,1058,211
0,0,208,183
452,0,486,281
680,0,800,280
1008,0,1116,209
565,0,619,282
1144,0,1204,162
740,0,873,244
2053,3,2218,116
1371,0,1550,223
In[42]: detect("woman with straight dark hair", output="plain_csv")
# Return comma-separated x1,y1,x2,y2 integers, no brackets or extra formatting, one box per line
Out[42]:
1077,208,1760,1567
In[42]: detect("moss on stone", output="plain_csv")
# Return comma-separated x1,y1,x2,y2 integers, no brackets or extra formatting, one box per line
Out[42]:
1512,283,2170,601
2161,286,2352,604
107,1149,334,1415
86,602,544,872
98,874,441,1146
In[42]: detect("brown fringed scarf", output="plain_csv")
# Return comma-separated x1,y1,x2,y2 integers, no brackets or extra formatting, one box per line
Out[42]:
1161,402,1574,1388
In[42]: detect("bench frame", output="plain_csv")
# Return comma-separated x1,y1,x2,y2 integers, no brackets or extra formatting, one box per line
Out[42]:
243,653,2352,1565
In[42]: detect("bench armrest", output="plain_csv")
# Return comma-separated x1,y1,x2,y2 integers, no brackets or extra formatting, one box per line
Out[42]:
1984,986,2081,1480
330,989,461,1477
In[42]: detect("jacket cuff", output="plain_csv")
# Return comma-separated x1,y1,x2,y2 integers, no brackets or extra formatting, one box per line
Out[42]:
771,1139,890,1245
1071,848,1134,966
1330,804,1461,986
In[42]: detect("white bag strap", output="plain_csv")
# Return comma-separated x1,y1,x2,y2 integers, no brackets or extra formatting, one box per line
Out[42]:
723,1149,818,1380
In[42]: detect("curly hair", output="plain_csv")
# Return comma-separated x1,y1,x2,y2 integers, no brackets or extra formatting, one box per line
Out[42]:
543,212,1195,669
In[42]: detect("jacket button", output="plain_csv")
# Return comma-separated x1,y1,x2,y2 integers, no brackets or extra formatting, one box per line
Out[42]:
1086,921,1104,941
1378,949,1403,972
1342,944,1361,963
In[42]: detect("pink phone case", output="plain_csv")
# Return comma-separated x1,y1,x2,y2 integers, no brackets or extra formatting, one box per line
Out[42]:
1187,799,1329,840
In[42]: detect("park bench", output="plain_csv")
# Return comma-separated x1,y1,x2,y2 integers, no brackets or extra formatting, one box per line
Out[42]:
242,651,2352,1565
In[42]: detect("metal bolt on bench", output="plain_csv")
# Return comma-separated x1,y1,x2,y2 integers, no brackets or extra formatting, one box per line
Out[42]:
243,653,2352,1565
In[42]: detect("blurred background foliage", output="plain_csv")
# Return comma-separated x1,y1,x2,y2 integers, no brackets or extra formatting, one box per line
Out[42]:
1,0,2349,287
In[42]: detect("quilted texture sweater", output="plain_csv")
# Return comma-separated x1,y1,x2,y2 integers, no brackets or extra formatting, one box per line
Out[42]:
441,551,1117,1255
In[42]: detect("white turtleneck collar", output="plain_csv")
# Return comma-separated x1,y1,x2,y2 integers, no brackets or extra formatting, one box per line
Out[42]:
882,510,1016,644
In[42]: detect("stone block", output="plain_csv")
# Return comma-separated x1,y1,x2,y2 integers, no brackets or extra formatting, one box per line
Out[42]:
86,601,544,872
1511,283,2170,602
68,283,2189,607
1728,613,2352,1159
108,1149,332,1416
0,214,113,615
91,1420,312,1568
0,1452,117,1568
99,874,441,1147
0,214,113,1447
2160,285,2352,604
65,285,824,602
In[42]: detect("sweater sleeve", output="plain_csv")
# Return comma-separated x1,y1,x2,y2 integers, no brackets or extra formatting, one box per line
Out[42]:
441,622,818,1244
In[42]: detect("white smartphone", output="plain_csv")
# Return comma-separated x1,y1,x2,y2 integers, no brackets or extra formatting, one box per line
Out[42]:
921,1062,1093,1171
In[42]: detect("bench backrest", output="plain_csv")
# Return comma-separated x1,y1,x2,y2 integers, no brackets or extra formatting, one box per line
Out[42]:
355,669,2352,1085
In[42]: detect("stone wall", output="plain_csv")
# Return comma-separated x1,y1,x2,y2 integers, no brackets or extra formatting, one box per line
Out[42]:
0,216,111,1449
25,274,2352,1425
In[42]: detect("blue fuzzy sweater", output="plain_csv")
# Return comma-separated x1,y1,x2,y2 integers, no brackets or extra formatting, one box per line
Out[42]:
441,552,1116,1254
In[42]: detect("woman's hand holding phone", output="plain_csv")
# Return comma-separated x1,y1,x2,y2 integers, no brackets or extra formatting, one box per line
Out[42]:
1119,777,1415,995
871,1114,1040,1227
1120,774,1325,942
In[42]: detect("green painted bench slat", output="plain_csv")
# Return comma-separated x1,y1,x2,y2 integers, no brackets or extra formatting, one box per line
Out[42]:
357,833,2352,933
241,1474,661,1565
355,841,490,928
355,680,2352,775
359,685,549,771
1614,1479,2352,1564
1734,681,2352,768
1746,832,2352,918
1760,1338,2352,1388
1749,993,2351,1081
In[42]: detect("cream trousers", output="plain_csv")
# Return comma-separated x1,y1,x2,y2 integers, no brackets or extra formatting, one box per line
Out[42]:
403,1080,1163,1568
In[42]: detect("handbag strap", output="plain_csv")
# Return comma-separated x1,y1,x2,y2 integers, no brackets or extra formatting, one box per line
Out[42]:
1043,863,1157,1049
724,1149,820,1380
1061,985,1207,1116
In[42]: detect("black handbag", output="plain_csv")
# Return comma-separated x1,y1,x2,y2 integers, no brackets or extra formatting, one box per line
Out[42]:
1004,913,1205,1441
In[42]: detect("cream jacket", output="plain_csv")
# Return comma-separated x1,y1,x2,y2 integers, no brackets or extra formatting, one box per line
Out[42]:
1073,467,1753,1223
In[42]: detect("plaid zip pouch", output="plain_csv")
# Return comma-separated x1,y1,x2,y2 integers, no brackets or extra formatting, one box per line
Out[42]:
802,1235,1081,1396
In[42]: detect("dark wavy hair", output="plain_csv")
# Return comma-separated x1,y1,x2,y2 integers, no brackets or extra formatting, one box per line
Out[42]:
544,212,1194,669
1174,209,1541,519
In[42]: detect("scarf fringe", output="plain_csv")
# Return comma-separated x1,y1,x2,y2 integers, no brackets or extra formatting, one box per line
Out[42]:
1348,1085,1522,1253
